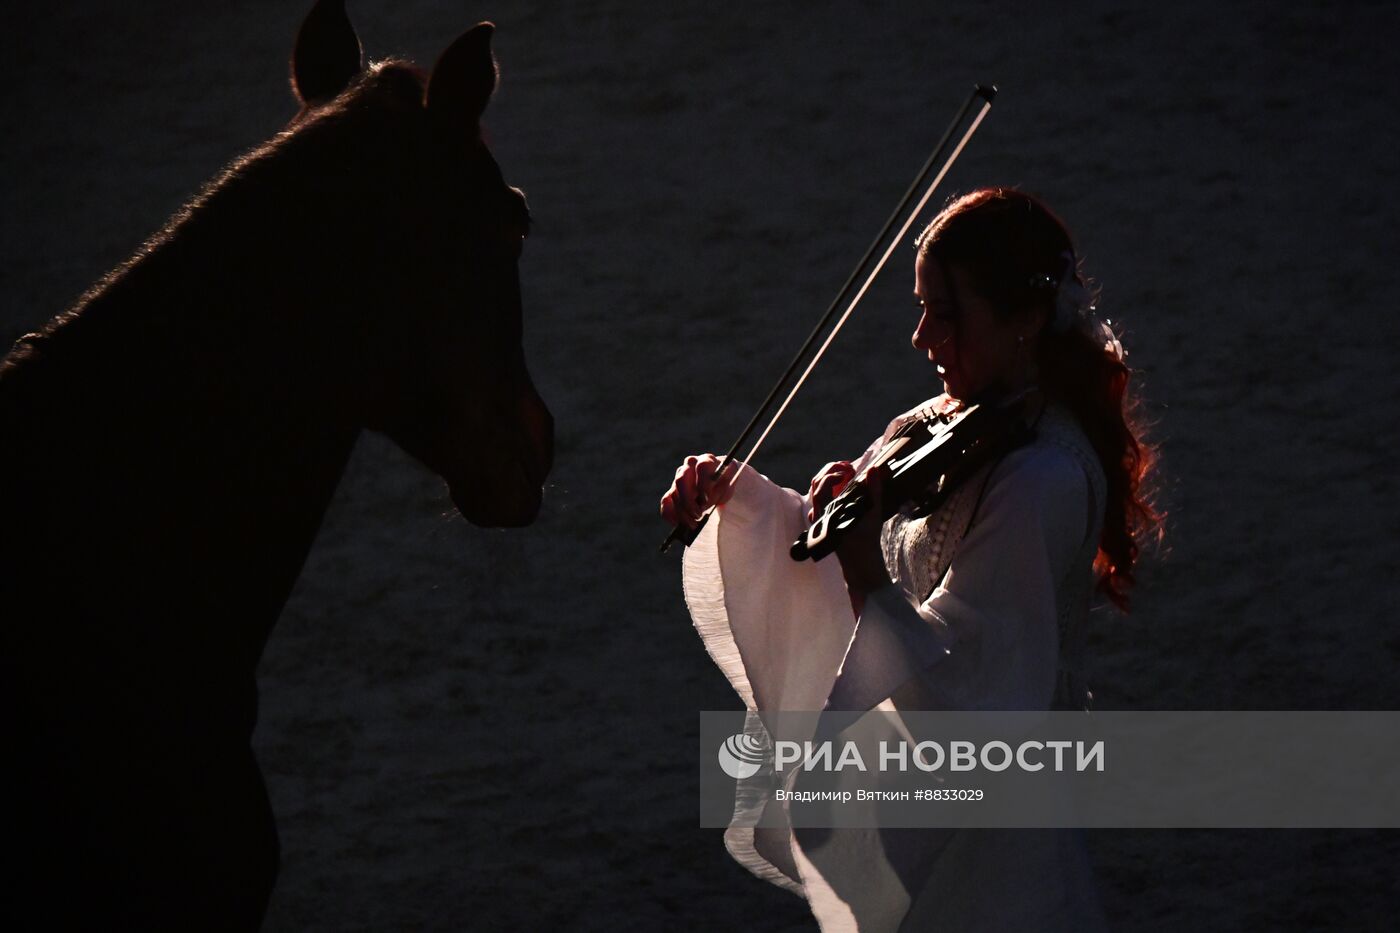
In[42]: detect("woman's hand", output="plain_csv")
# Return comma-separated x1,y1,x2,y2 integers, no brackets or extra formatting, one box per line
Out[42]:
659,453,737,529
807,460,857,523
834,466,893,598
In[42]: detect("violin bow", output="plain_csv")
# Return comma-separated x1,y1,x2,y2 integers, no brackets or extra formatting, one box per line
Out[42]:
661,83,997,553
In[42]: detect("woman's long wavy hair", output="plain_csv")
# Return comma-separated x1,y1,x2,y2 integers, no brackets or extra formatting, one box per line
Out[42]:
916,187,1161,611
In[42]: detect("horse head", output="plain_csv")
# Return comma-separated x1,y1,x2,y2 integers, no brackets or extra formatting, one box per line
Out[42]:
290,1,553,528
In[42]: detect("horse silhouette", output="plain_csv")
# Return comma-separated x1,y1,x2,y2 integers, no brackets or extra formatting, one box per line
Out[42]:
0,2,552,928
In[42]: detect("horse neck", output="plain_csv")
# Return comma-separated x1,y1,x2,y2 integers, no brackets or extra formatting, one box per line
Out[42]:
9,230,368,659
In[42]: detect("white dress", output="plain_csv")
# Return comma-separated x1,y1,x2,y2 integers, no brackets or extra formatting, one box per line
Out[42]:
683,395,1111,932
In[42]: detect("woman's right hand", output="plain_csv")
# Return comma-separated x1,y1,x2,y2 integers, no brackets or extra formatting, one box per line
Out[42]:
660,453,737,530
807,460,857,523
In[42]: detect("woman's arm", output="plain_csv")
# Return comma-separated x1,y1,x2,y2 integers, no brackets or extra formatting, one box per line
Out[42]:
828,445,1092,711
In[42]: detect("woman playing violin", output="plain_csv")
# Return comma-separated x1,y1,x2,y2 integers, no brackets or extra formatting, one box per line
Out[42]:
660,187,1160,929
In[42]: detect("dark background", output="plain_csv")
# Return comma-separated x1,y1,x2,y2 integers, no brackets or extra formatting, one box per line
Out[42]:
2,1,1398,929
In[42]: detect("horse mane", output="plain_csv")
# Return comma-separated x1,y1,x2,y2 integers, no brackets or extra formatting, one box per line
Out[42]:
0,60,429,385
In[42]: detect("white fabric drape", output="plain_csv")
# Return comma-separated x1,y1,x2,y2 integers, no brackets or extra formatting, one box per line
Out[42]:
683,398,1111,931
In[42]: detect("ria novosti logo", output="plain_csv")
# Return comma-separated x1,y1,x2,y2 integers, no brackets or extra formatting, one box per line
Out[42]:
717,732,768,779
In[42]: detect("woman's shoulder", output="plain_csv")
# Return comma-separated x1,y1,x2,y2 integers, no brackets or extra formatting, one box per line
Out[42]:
984,403,1106,531
1030,404,1107,495
878,395,1105,506
992,442,1089,505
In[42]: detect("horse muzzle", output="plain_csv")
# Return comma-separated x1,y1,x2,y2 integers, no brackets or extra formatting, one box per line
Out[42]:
449,387,553,528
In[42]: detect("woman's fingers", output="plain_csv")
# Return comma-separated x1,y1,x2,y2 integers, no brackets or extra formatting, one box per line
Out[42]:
694,456,720,507
834,465,893,596
809,460,852,492
659,475,682,526
659,458,696,528
660,454,727,528
699,455,738,508
676,456,702,525
808,460,856,520
863,463,885,511
809,473,836,521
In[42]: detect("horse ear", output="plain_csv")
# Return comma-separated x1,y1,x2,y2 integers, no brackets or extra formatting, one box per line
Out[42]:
425,23,498,132
290,0,364,107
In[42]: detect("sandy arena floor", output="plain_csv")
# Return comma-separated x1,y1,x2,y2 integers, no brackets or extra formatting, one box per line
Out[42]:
3,2,1398,930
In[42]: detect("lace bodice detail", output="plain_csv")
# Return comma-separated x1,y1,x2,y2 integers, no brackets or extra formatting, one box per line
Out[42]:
870,397,1107,710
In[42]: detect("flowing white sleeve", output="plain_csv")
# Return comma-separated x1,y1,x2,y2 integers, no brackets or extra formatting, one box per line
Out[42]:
682,464,857,715
682,414,910,714
828,445,1091,712
680,437,900,897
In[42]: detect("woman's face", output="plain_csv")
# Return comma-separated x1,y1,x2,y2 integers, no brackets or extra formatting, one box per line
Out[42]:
912,254,1038,401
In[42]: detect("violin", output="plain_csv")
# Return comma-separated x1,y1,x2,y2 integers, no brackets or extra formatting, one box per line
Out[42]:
659,84,998,555
790,392,1035,562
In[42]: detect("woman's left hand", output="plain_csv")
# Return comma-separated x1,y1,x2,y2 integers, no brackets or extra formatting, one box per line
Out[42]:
835,466,893,597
